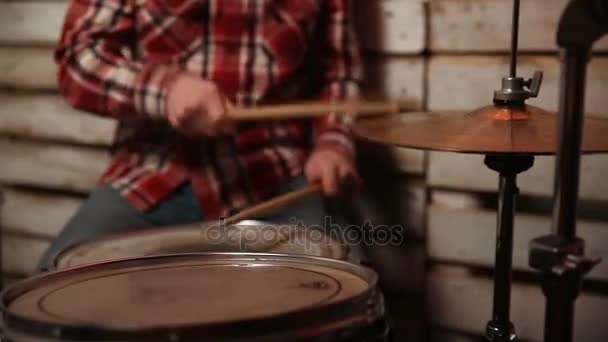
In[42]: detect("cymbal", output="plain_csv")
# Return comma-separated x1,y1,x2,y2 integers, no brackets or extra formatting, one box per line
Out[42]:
353,105,608,155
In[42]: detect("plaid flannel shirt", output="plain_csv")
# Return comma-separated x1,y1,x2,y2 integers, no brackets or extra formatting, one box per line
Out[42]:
55,0,363,218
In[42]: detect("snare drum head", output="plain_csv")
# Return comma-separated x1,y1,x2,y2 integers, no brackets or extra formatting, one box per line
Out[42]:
3,254,379,341
54,221,347,269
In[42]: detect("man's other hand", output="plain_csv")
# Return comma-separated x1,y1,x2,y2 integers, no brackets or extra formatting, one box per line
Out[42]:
305,148,361,197
166,73,233,137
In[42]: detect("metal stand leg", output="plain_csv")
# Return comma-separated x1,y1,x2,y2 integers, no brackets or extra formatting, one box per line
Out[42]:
530,235,596,342
0,188,4,292
543,272,576,342
484,155,534,342
529,48,600,342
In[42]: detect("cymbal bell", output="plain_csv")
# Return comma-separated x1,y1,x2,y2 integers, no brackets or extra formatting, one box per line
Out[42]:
353,104,608,155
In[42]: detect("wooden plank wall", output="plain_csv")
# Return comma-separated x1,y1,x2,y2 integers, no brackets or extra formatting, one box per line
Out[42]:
0,1,115,281
1,1,607,341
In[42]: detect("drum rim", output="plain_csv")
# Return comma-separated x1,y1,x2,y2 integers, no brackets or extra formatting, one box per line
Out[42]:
3,253,380,341
50,220,346,270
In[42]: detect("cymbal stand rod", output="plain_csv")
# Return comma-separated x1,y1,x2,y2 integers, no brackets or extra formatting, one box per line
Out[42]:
493,0,543,107
510,0,521,77
0,190,3,292
530,48,600,342
484,155,534,342
490,172,516,342
528,1,608,340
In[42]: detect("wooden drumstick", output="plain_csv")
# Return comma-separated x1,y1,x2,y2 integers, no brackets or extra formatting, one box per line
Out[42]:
228,100,407,121
223,184,323,226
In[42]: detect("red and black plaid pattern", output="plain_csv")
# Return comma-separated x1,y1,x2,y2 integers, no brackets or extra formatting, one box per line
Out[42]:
55,0,363,218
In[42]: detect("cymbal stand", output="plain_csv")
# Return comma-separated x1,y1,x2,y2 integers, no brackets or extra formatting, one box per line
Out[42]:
484,1,543,340
529,1,607,341
484,155,533,342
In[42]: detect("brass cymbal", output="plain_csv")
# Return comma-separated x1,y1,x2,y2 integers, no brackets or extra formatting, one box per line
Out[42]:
353,104,608,155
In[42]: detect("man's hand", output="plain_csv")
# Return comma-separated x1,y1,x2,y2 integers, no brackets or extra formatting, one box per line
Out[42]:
305,147,361,197
166,73,233,137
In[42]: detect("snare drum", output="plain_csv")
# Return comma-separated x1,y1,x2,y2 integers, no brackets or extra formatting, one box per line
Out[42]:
2,253,389,341
53,221,348,270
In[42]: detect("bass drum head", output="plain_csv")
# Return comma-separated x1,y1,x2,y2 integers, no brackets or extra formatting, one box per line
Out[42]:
53,221,348,270
2,253,384,341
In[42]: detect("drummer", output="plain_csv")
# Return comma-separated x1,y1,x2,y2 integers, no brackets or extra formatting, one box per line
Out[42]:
37,0,363,271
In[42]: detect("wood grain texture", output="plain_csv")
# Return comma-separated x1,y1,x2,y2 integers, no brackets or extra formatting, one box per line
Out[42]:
0,2,66,45
0,138,109,193
430,190,485,210
2,234,49,275
0,187,81,238
356,0,426,54
428,56,608,115
357,55,426,175
0,47,56,90
363,56,425,110
427,152,608,201
0,94,116,146
429,0,608,52
428,205,608,281
428,266,608,342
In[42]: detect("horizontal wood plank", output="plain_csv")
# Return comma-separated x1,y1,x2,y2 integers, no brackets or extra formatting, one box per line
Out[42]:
428,205,608,281
430,190,486,210
363,56,425,110
356,0,425,54
0,138,109,193
428,56,608,115
427,152,608,201
0,2,66,45
0,187,81,238
2,234,49,275
0,94,116,146
359,55,426,175
0,47,56,90
429,0,608,52
428,265,608,341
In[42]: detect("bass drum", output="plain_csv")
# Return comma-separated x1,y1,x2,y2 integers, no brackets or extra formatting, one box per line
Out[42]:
52,221,349,269
2,253,389,341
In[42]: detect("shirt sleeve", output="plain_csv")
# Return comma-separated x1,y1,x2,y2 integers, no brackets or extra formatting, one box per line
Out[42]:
55,0,178,120
312,0,364,159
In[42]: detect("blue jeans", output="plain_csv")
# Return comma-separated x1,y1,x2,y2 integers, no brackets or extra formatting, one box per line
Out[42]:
37,176,326,271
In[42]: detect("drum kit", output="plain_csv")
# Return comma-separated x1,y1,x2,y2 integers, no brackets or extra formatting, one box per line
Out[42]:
1,0,607,341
